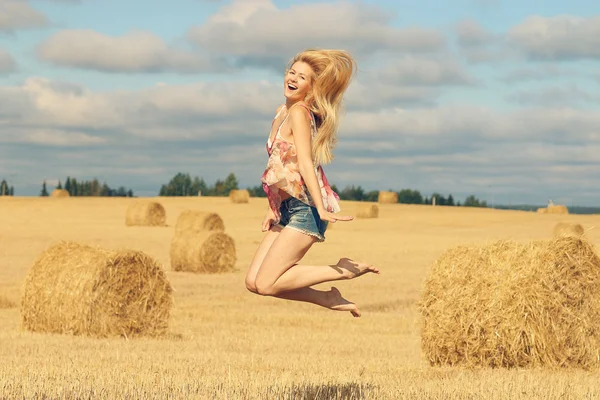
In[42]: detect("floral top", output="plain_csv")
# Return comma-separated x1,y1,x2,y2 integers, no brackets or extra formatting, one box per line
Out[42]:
261,104,341,224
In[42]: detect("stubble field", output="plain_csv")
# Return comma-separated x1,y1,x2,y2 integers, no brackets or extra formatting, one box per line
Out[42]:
1,196,600,399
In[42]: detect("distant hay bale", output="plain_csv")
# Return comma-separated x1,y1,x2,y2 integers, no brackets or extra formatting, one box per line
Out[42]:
547,205,569,214
378,191,398,204
419,237,600,369
0,294,16,309
553,222,584,238
356,203,379,219
537,207,548,214
51,189,70,198
175,210,225,235
21,242,172,338
170,231,237,273
230,189,250,204
125,201,166,226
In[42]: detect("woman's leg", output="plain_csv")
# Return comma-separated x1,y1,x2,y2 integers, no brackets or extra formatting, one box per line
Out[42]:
246,227,361,316
254,227,379,296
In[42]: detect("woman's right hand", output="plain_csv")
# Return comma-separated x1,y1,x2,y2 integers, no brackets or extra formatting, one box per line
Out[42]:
261,209,276,232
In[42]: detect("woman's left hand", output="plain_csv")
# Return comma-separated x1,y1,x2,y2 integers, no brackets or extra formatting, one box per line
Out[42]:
318,209,354,223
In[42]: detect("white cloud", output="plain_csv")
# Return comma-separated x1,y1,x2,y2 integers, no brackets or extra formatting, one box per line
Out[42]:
187,0,446,66
0,0,47,31
37,30,225,73
509,15,600,60
0,48,16,73
456,19,494,47
23,130,107,146
377,56,473,86
506,85,600,107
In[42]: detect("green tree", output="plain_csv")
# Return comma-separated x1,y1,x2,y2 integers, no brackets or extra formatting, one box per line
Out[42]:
447,194,455,206
339,185,365,201
247,185,266,198
223,173,239,194
64,177,71,194
0,180,8,196
365,190,379,202
71,177,78,196
463,195,487,208
397,189,423,204
8,186,13,196
40,180,49,196
56,180,62,189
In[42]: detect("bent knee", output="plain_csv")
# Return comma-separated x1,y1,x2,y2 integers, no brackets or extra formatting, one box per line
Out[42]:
254,281,277,296
245,278,259,294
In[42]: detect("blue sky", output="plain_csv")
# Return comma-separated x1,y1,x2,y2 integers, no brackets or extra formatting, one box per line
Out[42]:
0,0,599,206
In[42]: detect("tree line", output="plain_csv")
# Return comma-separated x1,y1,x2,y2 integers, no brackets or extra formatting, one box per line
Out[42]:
158,173,488,207
39,177,134,197
0,180,15,196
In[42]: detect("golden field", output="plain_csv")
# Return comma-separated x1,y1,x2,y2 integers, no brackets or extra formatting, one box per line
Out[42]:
1,196,600,399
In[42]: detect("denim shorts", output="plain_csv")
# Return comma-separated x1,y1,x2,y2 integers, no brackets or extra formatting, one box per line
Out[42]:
275,197,328,242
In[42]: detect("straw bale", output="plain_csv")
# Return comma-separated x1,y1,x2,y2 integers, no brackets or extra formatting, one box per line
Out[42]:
356,203,379,219
50,189,70,198
171,231,237,273
174,210,225,235
553,222,584,238
419,237,600,369
547,204,569,214
378,191,398,204
125,201,166,226
230,189,250,203
537,207,548,214
21,242,172,337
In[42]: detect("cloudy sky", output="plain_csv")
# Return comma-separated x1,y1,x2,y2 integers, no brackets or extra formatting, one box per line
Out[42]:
1,0,599,206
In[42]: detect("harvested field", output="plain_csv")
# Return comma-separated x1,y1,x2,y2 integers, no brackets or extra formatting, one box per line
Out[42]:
1,196,600,399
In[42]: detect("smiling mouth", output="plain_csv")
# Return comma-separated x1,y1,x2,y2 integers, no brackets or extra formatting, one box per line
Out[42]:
287,83,297,91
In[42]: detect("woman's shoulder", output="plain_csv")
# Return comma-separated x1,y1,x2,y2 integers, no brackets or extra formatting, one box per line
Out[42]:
288,102,313,120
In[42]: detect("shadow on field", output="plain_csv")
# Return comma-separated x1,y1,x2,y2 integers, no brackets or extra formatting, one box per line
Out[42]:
268,382,376,400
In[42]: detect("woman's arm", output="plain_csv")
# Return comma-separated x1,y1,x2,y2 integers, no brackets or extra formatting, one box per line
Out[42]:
289,105,352,223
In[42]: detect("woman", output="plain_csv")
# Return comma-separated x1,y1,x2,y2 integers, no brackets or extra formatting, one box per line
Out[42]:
245,49,379,317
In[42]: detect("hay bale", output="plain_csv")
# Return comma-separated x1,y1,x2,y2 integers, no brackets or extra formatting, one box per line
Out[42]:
170,231,237,273
21,242,172,337
378,191,398,204
230,189,250,203
419,236,600,369
537,207,548,214
51,189,70,198
125,201,166,226
356,203,379,219
547,204,569,214
553,222,584,238
0,294,16,309
175,210,225,235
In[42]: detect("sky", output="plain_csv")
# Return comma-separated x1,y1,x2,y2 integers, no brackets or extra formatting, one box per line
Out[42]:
0,0,599,206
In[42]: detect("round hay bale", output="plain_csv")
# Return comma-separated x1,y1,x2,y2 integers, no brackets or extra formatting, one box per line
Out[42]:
51,189,70,198
547,204,569,214
21,242,172,338
356,203,379,219
125,201,166,226
378,191,398,204
537,207,548,214
419,237,600,369
229,189,250,204
175,210,225,235
553,222,584,238
170,231,237,273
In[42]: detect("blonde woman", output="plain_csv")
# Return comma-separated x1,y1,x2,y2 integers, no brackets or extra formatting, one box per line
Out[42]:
245,49,379,317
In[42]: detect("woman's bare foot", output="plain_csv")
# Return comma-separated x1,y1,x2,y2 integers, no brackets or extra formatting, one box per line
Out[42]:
327,287,361,317
335,257,380,279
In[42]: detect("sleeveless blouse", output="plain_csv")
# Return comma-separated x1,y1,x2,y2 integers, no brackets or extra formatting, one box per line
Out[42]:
261,104,341,224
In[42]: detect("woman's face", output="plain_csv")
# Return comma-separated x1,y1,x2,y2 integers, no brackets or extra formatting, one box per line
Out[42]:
284,61,313,102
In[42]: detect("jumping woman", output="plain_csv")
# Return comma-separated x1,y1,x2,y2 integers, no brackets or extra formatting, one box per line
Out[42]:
245,49,379,317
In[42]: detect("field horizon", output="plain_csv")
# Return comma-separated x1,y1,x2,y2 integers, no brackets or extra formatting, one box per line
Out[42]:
2,196,600,399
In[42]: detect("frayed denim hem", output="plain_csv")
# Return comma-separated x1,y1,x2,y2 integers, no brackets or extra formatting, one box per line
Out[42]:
284,224,325,243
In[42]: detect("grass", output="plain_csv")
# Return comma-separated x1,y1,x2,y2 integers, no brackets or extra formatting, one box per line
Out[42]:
1,196,600,399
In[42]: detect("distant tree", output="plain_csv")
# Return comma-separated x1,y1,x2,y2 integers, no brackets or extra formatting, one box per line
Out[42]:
57,180,63,189
0,180,8,196
127,189,134,197
463,195,487,208
40,180,49,196
8,186,14,196
223,173,239,194
71,177,78,196
365,190,379,202
247,185,266,198
398,189,423,204
330,184,340,195
339,185,365,201
447,194,455,206
64,177,71,195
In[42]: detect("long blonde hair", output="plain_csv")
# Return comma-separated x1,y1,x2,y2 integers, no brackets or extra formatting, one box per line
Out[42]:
287,49,357,165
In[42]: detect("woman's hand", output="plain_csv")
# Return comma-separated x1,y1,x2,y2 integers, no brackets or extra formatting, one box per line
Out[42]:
262,208,277,232
318,209,354,223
